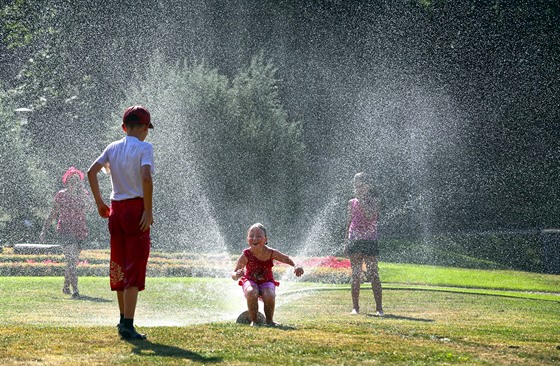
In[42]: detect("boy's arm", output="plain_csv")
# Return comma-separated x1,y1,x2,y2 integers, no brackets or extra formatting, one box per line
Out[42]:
139,164,153,232
87,162,110,218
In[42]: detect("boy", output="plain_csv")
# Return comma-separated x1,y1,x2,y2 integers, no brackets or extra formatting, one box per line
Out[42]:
87,105,154,340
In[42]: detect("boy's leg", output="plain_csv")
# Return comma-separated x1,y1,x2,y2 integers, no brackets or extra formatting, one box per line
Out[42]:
117,290,125,315
111,199,149,339
108,202,128,333
119,286,145,339
123,287,139,319
121,198,151,292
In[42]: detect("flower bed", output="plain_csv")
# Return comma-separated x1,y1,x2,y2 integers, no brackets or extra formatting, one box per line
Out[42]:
0,248,355,284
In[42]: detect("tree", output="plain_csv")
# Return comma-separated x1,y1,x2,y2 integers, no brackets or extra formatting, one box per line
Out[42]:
0,85,51,244
120,52,305,251
228,53,305,247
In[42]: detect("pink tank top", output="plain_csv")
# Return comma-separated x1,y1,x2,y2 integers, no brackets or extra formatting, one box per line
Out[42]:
54,189,88,240
348,198,378,241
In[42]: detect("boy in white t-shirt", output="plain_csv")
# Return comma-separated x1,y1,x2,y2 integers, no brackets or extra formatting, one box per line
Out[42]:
87,105,154,340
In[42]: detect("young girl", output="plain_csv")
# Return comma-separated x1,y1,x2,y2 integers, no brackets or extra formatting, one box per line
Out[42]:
40,167,90,298
345,172,383,316
232,223,304,326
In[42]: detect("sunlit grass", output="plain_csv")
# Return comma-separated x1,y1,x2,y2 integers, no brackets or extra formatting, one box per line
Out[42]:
0,272,559,365
381,262,560,292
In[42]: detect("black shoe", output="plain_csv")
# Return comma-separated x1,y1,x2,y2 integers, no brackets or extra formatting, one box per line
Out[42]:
71,292,80,298
119,326,147,340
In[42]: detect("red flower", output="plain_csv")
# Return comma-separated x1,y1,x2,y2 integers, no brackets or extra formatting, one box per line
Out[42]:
301,256,351,269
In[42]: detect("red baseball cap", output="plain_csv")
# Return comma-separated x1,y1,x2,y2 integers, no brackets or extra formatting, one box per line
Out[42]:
122,105,153,129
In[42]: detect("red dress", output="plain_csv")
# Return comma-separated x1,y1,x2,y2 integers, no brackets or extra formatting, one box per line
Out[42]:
239,248,280,287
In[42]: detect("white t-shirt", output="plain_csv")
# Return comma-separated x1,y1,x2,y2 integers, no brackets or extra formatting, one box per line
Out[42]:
95,136,154,201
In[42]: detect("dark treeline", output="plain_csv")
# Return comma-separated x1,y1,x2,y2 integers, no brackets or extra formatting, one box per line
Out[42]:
0,0,558,253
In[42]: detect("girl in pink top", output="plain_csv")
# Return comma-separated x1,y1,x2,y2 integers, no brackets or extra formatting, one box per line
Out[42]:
40,167,90,297
232,223,304,326
345,172,383,316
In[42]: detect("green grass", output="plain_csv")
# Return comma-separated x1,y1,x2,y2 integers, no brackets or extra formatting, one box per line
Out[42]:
0,265,559,365
379,262,560,293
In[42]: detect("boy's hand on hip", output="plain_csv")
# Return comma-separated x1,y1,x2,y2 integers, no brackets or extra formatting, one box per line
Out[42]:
139,211,153,232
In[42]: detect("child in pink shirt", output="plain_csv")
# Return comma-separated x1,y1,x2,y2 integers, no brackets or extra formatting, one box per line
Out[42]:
345,172,383,316
40,167,90,297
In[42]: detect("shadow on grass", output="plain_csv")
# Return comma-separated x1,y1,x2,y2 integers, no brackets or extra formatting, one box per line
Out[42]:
72,294,112,303
247,323,297,330
126,339,222,363
366,313,434,322
269,324,297,330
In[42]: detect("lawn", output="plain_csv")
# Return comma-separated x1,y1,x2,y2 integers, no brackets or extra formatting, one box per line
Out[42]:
0,249,559,365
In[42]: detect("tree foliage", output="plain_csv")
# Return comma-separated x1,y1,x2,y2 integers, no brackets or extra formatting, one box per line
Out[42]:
0,86,51,243
118,53,305,250
0,1,558,254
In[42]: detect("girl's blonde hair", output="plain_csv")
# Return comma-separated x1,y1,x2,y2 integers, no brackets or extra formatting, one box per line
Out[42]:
248,222,267,237
353,172,372,187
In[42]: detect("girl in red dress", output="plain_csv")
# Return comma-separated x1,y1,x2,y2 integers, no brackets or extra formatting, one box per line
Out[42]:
232,223,304,326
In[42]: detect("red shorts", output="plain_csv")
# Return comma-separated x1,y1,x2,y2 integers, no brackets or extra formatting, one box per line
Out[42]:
108,198,150,291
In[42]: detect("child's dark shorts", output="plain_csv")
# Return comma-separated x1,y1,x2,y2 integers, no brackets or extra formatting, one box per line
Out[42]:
346,240,379,256
108,198,151,291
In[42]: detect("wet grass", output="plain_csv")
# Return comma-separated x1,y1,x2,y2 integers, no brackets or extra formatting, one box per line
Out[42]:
0,270,559,365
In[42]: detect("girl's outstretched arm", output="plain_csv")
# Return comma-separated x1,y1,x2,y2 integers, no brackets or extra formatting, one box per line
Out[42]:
271,250,304,277
231,254,248,280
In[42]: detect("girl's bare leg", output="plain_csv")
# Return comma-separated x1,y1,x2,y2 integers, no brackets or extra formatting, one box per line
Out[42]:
261,288,276,324
244,286,260,324
349,253,364,313
63,244,80,294
365,255,383,312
